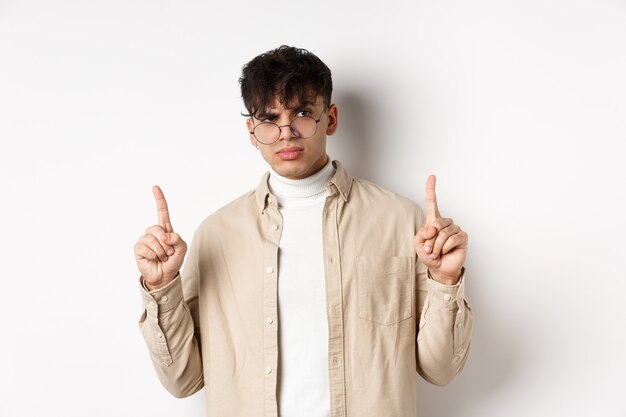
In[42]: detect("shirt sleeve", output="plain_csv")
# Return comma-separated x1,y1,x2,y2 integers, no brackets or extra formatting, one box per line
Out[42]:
415,260,473,386
137,228,204,398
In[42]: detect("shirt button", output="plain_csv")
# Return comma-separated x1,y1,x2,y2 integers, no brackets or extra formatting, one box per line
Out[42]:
443,294,452,301
160,296,168,302
266,267,274,274
265,366,272,374
272,224,279,231
158,333,164,338
265,317,273,324
457,323,462,328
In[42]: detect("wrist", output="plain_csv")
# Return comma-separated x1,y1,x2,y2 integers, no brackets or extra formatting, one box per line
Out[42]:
428,268,462,286
145,281,166,292
143,274,177,292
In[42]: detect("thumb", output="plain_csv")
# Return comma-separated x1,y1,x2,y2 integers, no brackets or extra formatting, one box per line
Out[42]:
162,232,183,249
415,225,436,246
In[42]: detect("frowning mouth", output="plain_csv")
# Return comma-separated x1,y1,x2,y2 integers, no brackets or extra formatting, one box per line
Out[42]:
276,148,303,160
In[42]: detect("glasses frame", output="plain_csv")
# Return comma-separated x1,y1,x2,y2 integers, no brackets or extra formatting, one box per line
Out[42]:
249,107,326,145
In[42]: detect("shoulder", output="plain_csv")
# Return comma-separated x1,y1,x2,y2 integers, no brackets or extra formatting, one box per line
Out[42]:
194,189,258,235
351,177,423,214
350,177,425,227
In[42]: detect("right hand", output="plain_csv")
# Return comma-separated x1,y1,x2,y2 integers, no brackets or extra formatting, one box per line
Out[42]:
134,185,187,290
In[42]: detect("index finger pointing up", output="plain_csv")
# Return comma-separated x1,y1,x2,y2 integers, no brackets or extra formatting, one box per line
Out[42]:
152,185,174,233
425,174,441,221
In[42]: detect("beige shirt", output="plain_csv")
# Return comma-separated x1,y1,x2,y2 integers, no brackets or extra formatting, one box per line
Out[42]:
138,159,474,417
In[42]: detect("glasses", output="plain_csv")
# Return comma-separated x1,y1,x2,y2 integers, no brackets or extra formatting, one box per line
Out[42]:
249,108,325,145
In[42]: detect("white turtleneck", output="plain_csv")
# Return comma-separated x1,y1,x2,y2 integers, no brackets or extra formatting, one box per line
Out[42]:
268,158,336,417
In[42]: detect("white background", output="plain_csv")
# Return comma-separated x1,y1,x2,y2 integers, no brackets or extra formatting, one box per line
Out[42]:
1,0,625,416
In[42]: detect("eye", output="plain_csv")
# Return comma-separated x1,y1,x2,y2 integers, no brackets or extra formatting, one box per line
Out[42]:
295,110,312,117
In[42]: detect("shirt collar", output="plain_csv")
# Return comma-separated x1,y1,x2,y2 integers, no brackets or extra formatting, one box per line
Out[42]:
255,159,353,213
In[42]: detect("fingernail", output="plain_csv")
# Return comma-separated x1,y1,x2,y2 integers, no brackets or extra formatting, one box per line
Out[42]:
167,249,174,256
424,245,431,253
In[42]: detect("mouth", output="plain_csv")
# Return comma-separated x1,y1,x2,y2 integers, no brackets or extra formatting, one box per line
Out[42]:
276,147,303,160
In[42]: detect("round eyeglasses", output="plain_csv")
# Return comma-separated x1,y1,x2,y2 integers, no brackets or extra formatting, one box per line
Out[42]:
249,108,325,145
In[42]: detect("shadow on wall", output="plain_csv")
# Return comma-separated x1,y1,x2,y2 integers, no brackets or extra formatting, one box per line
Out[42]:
328,90,381,180
415,269,519,417
333,89,517,416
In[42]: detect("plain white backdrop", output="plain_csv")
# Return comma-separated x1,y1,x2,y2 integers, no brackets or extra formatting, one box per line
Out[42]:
1,0,625,416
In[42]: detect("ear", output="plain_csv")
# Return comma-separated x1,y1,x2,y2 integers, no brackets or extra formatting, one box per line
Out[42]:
325,104,339,136
246,118,257,147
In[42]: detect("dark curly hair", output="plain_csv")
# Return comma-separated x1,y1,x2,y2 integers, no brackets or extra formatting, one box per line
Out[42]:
239,45,333,118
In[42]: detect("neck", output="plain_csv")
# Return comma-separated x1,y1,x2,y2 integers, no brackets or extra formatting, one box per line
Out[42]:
268,159,335,204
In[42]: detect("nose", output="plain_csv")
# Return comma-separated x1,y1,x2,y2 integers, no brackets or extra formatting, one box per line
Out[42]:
277,123,296,140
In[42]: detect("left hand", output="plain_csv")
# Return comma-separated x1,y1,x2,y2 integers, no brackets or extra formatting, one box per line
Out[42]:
413,175,468,285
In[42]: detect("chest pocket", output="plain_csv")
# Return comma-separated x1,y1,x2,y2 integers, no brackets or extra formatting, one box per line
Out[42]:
356,255,413,325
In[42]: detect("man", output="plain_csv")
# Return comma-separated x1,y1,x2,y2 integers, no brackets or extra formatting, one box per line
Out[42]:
134,45,473,417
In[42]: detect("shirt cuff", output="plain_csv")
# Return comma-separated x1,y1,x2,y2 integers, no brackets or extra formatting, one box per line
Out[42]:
138,272,183,315
426,266,466,310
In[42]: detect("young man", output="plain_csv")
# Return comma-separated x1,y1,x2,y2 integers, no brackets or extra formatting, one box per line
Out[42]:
134,45,473,417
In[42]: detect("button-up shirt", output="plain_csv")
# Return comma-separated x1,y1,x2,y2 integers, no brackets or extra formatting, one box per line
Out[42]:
138,159,473,417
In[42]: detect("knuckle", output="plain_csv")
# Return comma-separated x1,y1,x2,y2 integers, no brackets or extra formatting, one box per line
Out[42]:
154,243,166,254
147,237,165,253
145,225,164,235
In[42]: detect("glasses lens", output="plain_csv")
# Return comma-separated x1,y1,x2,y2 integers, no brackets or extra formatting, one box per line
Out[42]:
253,116,318,144
254,123,280,144
291,117,317,139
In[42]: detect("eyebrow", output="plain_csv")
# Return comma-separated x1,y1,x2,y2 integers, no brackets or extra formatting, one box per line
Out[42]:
256,100,317,120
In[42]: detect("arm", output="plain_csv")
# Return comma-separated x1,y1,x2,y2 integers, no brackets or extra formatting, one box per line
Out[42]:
414,259,473,386
412,175,474,385
135,185,204,397
138,260,204,397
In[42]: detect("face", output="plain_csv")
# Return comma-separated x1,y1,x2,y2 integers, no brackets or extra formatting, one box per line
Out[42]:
246,96,338,180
